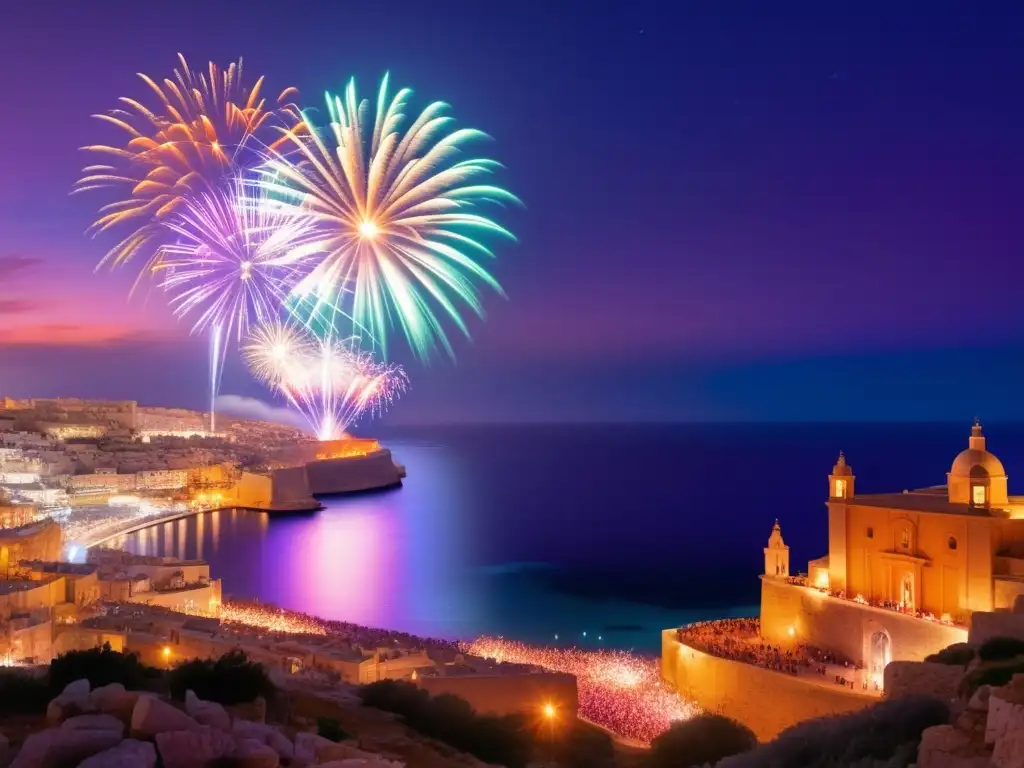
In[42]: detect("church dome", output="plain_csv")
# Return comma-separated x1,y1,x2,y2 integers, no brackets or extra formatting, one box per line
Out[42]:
949,423,1005,478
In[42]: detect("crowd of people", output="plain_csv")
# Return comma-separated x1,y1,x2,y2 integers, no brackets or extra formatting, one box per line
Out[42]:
678,619,876,692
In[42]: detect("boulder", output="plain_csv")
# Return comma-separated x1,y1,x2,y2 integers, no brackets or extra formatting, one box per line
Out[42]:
294,733,384,764
227,696,267,723
232,737,280,768
993,726,1024,768
89,683,140,721
986,688,1024,745
45,678,93,724
317,760,405,768
155,726,234,768
185,690,232,732
266,729,295,761
232,720,295,760
130,695,202,737
11,727,122,768
917,725,991,768
968,684,992,712
61,713,126,737
78,739,157,768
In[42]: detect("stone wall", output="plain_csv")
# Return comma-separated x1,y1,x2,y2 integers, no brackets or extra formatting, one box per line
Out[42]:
416,672,579,719
970,611,1024,645
661,630,873,741
883,661,963,701
304,450,402,495
760,576,967,665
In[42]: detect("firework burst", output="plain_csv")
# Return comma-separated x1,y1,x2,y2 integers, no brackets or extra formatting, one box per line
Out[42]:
74,53,301,273
243,321,407,440
155,177,320,344
261,73,519,359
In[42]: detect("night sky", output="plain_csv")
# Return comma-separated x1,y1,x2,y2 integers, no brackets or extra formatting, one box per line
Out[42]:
2,1,1023,423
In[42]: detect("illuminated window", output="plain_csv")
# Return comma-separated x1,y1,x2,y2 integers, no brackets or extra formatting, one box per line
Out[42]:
948,536,958,551
901,530,910,549
972,485,986,506
866,527,874,539
834,479,846,497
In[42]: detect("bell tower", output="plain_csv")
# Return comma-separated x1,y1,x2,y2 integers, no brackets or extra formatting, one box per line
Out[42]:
764,520,790,577
829,452,855,500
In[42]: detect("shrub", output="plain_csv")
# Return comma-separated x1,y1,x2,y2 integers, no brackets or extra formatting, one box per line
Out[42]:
317,717,349,742
961,657,1024,698
358,681,532,768
716,695,950,768
49,644,161,694
0,670,51,716
925,642,975,666
978,636,1024,663
646,714,757,768
167,650,274,706
551,722,616,768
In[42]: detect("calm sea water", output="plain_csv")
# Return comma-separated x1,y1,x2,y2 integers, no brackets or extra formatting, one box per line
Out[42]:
116,422,1024,653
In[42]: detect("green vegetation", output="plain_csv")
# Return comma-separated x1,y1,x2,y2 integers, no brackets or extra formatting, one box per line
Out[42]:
644,714,757,768
549,722,616,768
925,642,975,666
978,636,1024,663
717,695,950,768
358,680,533,768
0,670,51,716
49,644,161,694
167,650,275,706
317,716,349,742
961,657,1024,698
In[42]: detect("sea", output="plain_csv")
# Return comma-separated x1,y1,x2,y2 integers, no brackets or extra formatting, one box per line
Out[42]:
117,422,1024,654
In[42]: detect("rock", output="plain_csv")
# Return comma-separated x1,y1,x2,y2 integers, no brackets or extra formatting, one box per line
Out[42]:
266,729,295,761
78,739,157,768
89,683,139,721
227,696,267,723
993,726,1024,768
11,727,122,768
955,709,987,737
968,685,992,712
986,688,1024,745
130,695,202,737
232,719,275,741
185,690,232,732
294,733,385,764
917,725,991,768
232,737,280,768
45,678,94,724
61,713,125,737
317,760,405,768
155,726,234,768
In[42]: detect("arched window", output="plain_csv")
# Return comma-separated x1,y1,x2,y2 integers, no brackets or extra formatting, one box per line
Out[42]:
901,529,910,549
972,485,986,506
835,479,846,497
866,527,874,539
948,536,958,551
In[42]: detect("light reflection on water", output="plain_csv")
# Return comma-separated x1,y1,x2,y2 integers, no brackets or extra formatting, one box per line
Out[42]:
117,439,484,640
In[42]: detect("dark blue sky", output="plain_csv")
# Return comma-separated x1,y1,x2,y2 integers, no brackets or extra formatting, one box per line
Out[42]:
1,1,1022,422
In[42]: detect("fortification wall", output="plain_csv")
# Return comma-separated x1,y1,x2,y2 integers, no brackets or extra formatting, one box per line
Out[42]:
661,630,873,741
304,450,402,495
970,611,1024,645
760,577,966,664
416,672,579,719
883,661,962,701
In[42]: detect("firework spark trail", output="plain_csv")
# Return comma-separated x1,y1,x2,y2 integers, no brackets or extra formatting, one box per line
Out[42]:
260,73,519,360
75,54,302,273
155,176,321,343
465,637,698,745
243,321,407,440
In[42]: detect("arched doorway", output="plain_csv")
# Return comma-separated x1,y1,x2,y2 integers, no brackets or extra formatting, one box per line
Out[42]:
901,573,915,612
869,631,891,680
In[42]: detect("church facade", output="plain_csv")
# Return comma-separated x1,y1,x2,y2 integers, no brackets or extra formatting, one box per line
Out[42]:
761,423,1024,669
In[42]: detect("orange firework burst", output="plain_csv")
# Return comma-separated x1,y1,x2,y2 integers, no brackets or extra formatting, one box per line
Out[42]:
74,53,302,273
465,637,698,744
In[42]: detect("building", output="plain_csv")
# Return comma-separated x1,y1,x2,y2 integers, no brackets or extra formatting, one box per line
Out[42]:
759,422,1024,672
